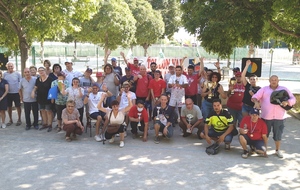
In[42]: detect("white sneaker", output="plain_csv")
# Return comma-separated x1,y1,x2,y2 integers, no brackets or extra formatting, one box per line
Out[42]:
186,128,192,133
115,133,120,137
94,135,102,142
2,124,6,129
109,136,115,143
119,141,124,148
276,150,283,158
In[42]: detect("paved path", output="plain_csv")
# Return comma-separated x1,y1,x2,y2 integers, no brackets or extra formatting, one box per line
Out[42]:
0,111,299,189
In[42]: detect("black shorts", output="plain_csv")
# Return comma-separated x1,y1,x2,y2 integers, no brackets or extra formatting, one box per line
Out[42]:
90,111,106,120
7,93,21,107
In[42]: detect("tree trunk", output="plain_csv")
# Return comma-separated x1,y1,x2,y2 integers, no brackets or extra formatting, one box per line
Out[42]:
19,36,29,76
142,44,149,57
40,40,44,63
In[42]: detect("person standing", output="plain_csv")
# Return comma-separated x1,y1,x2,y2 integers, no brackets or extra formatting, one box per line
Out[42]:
121,52,140,76
0,70,8,128
120,67,136,93
63,60,82,85
164,64,175,97
4,62,22,126
252,75,296,158
185,63,202,104
19,68,38,130
148,70,166,106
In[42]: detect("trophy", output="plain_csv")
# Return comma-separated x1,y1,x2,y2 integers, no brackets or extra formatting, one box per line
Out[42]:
207,81,213,99
230,79,236,94
156,107,161,120
137,113,142,127
186,114,194,133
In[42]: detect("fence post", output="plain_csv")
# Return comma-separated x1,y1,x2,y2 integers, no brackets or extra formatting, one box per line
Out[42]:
32,46,36,66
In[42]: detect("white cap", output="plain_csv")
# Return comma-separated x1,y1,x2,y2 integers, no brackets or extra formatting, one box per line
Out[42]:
169,63,175,68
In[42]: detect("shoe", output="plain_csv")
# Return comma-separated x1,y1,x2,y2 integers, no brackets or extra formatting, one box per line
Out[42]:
39,124,48,130
186,128,192,133
225,143,231,151
275,150,283,158
65,137,72,142
132,133,139,139
119,141,124,148
183,132,191,137
115,133,120,137
109,136,115,143
6,121,13,126
2,124,6,129
94,135,102,142
25,126,31,130
57,127,62,132
154,136,160,144
241,150,249,159
16,120,22,126
47,126,52,132
72,133,77,139
34,125,39,130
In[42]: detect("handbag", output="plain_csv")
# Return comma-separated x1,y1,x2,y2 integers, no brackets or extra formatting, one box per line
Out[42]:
205,143,220,155
106,111,126,134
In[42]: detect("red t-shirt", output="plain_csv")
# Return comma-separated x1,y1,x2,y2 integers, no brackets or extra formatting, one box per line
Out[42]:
128,63,140,76
185,74,199,96
136,74,152,98
240,116,267,140
227,83,245,110
148,78,167,98
128,105,149,123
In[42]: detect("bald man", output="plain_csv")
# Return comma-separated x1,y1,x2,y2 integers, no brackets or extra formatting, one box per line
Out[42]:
252,75,296,158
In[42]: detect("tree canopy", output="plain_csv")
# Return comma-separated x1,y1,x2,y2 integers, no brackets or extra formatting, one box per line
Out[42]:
180,0,300,58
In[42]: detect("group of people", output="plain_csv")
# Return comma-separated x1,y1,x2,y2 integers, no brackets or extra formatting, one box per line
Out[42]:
0,54,296,157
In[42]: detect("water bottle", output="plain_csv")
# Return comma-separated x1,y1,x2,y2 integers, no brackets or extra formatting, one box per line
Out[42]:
244,124,248,133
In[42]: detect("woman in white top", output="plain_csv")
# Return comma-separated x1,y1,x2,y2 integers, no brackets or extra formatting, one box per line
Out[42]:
61,77,84,124
97,93,132,148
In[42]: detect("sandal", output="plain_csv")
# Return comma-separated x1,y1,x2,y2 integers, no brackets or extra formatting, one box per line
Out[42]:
6,121,13,126
16,120,22,126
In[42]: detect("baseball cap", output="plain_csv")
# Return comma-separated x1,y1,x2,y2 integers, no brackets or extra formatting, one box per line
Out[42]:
96,72,103,77
133,57,138,61
92,83,99,88
169,63,175,68
86,68,93,73
111,57,117,62
250,108,260,115
125,67,130,71
235,71,242,77
233,67,240,72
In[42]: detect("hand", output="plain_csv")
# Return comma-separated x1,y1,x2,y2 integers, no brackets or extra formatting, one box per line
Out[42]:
187,124,192,130
229,84,234,91
205,135,212,145
137,74,142,79
199,57,204,62
254,102,260,109
217,86,223,94
217,135,225,144
101,93,107,100
87,87,93,93
246,60,251,66
120,88,124,94
182,56,187,60
126,93,131,99
163,127,168,136
214,62,220,68
249,90,254,96
281,101,289,107
120,51,124,57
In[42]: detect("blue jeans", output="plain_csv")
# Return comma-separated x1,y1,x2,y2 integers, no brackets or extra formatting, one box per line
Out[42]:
23,102,39,127
263,119,285,141
201,99,213,120
155,120,173,138
227,107,242,126
242,103,253,115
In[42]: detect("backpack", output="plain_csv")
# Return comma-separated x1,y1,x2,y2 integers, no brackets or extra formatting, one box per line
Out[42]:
205,143,220,155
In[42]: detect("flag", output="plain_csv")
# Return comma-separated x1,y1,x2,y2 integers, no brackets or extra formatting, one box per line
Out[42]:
47,86,58,100
126,49,133,59
159,48,165,59
196,47,200,57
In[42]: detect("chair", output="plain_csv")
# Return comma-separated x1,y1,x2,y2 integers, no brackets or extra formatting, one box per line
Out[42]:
86,116,96,137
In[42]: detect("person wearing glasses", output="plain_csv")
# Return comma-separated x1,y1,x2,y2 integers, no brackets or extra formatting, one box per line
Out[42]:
62,100,84,142
31,67,54,132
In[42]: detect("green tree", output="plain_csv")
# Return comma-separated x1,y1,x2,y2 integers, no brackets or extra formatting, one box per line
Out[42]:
0,0,100,72
180,0,300,58
148,0,182,39
78,0,136,59
126,0,165,56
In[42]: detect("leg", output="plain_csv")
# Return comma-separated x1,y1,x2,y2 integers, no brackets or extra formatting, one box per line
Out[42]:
32,102,39,127
7,107,12,123
23,102,32,128
78,107,84,125
63,124,76,137
130,121,138,135
0,110,5,124
95,115,102,135
16,106,22,122
239,134,248,150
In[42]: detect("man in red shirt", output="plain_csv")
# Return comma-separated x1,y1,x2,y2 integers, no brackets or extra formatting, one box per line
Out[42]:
120,52,140,76
239,108,268,158
128,100,149,142
149,70,166,106
185,63,202,104
227,71,245,128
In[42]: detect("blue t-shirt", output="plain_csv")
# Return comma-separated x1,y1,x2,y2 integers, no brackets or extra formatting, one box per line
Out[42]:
4,71,21,93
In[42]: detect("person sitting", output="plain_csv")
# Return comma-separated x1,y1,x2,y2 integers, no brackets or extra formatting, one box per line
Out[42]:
128,100,149,142
239,108,268,158
83,83,112,142
179,98,204,138
97,93,133,148
61,100,84,142
152,94,175,144
200,99,234,151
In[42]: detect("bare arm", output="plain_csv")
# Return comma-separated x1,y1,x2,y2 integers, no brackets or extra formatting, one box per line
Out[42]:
242,60,251,86
120,51,129,66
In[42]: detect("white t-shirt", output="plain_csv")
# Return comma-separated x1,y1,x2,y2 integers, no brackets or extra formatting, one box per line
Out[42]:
105,108,126,125
168,74,188,97
66,87,84,109
63,69,83,85
119,91,136,110
88,92,105,114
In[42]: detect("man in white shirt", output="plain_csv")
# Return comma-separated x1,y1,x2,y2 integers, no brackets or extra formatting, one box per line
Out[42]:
63,60,83,85
83,83,112,142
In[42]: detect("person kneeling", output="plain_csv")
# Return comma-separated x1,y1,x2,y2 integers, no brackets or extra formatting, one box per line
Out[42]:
128,100,149,142
97,93,132,148
152,94,175,144
62,100,84,142
239,108,268,158
200,99,234,151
